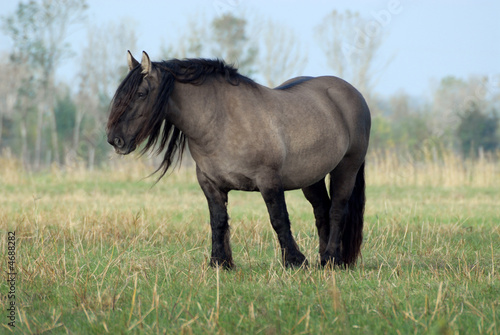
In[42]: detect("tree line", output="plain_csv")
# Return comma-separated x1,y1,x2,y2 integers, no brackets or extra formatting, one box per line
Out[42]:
0,1,498,170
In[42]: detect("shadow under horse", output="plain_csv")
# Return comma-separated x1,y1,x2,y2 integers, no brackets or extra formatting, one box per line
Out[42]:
107,51,371,269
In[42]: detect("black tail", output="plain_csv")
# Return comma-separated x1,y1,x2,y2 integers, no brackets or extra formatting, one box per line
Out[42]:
340,162,365,266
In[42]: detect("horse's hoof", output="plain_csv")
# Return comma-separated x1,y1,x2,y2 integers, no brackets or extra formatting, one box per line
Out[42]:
284,253,308,268
210,257,234,270
320,253,344,268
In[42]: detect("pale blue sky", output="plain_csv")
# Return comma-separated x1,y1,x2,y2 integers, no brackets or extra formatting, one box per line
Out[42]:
1,0,499,97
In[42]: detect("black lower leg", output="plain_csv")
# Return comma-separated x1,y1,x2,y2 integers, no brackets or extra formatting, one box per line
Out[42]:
208,203,233,269
261,184,307,267
322,163,359,268
302,180,331,255
321,202,347,267
196,167,233,269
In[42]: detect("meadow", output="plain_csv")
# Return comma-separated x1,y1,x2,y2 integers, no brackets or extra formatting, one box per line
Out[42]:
0,152,499,334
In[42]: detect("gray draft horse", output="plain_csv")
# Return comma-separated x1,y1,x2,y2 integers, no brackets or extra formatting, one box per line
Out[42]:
107,51,371,269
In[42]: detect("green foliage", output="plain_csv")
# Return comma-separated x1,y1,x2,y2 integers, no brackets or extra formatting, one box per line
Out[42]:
369,112,434,154
393,113,431,151
370,115,394,149
54,91,77,143
457,103,499,157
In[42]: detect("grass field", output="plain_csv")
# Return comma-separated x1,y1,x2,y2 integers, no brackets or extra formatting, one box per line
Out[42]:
0,154,499,334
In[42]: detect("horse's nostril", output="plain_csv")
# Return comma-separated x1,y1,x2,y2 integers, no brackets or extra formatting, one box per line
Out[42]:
114,137,124,148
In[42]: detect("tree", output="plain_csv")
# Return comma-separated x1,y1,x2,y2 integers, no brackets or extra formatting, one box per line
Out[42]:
315,10,387,103
161,15,208,60
74,19,137,169
54,89,77,158
2,0,87,168
211,13,258,76
387,91,432,153
456,103,498,157
369,115,393,150
0,58,33,165
431,76,490,147
161,13,258,77
258,20,307,87
0,58,26,149
163,13,307,87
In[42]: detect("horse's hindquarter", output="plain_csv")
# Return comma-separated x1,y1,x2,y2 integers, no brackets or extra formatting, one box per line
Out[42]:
270,77,369,189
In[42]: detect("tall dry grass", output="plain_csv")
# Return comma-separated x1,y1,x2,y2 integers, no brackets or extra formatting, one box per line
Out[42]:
367,148,500,187
2,147,498,188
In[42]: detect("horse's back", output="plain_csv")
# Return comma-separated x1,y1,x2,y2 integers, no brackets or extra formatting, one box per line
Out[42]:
273,76,314,90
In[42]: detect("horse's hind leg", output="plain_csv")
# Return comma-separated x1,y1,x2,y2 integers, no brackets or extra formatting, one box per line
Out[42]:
323,159,365,267
302,179,331,255
258,173,307,267
196,167,234,269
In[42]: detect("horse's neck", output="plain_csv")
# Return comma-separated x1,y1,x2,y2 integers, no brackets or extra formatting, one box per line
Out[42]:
166,80,243,141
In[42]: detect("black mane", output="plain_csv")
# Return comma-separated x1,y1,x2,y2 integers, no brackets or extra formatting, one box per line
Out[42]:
108,58,254,181
157,58,255,86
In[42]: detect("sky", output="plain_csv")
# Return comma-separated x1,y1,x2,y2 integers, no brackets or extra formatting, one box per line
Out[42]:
1,0,499,98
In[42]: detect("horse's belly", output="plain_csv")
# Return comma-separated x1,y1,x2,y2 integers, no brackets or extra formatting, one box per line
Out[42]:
278,127,348,190
280,150,343,190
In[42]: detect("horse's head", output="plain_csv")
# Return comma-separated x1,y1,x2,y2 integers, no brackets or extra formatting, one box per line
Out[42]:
106,51,160,155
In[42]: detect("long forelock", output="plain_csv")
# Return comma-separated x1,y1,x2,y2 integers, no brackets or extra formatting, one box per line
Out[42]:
107,66,143,130
126,64,188,183
137,66,176,152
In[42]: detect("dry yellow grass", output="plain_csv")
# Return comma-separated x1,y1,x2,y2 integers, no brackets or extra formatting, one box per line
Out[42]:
2,146,498,188
368,149,500,187
0,150,498,334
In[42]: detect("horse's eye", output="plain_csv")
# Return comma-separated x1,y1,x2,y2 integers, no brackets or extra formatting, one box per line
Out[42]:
138,91,147,98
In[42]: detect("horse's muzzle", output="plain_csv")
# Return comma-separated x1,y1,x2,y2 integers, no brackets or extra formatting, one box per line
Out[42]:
113,137,124,148
107,136,136,155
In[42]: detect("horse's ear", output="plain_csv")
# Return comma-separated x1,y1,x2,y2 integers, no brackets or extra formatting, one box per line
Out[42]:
127,50,139,71
141,51,152,77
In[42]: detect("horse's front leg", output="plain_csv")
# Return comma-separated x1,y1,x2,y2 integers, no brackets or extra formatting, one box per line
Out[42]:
196,167,234,269
258,174,308,268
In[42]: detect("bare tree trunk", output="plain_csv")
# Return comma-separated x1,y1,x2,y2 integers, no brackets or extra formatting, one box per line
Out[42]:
45,149,52,167
72,108,83,152
88,146,95,171
34,102,43,170
20,117,28,168
45,80,60,166
48,104,60,165
0,115,3,148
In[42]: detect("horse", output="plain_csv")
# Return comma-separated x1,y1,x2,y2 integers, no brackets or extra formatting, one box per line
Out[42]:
107,51,371,269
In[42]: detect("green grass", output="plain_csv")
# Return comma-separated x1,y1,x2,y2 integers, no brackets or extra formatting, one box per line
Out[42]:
0,164,499,334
